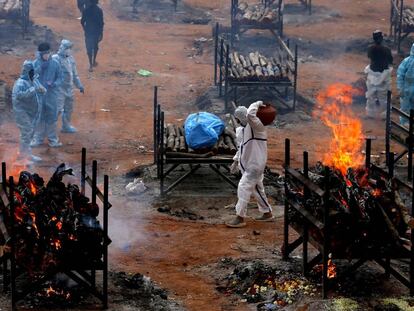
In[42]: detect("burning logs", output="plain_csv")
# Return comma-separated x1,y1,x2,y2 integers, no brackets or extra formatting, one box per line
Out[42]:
0,164,104,275
164,114,237,156
226,51,288,82
287,164,412,257
236,2,279,25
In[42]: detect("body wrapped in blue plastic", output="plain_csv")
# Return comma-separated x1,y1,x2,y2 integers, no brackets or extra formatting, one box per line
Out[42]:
184,112,225,150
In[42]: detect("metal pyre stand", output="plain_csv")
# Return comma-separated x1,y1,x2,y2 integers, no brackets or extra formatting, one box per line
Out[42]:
0,148,111,310
283,138,414,298
390,0,414,53
385,90,414,181
153,87,237,195
213,23,298,112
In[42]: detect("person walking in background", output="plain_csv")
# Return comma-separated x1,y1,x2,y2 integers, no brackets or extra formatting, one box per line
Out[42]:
397,43,414,126
12,60,46,163
365,30,393,119
81,0,104,72
31,42,63,148
53,39,84,133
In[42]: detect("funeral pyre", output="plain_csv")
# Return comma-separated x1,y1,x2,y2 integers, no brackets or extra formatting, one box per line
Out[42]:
0,164,104,274
287,83,413,256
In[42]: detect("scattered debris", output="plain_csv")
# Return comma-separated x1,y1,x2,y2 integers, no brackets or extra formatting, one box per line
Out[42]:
138,69,153,77
125,178,147,194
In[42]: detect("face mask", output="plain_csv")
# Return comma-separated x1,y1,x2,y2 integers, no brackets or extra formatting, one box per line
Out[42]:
41,53,50,61
64,49,71,57
28,69,34,81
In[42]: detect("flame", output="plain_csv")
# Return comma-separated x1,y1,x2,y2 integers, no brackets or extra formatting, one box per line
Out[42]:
372,189,382,197
56,221,63,230
52,239,61,250
28,181,37,195
45,285,71,299
315,83,364,176
46,285,56,296
327,259,337,279
28,212,40,237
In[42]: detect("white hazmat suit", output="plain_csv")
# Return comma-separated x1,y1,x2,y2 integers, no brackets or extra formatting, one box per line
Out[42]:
233,101,272,218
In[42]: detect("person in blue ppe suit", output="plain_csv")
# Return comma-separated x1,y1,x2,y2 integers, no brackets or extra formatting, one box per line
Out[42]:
397,43,414,126
53,39,84,133
31,42,63,148
12,60,46,163
226,101,273,228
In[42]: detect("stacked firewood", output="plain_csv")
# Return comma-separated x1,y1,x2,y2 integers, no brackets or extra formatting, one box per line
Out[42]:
403,7,414,27
226,50,290,82
164,115,238,156
236,2,279,25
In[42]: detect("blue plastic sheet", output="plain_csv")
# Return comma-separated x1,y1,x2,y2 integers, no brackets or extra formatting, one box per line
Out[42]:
184,112,225,150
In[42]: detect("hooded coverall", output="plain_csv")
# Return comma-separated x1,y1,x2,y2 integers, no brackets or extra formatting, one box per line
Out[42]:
12,61,45,158
32,51,62,145
53,40,84,132
234,102,272,218
397,44,414,125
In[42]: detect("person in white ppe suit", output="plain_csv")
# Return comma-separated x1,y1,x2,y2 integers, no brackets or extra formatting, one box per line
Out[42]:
226,101,273,228
53,39,84,133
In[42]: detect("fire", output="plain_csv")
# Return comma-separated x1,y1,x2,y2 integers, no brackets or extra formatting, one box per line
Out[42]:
56,221,63,230
46,285,71,299
52,239,62,250
315,83,364,176
28,181,37,195
327,258,337,279
372,189,382,197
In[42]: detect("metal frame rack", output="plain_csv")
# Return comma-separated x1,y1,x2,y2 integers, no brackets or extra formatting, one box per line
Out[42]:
283,138,414,298
390,0,414,53
213,23,298,112
385,91,414,181
153,87,237,195
0,148,111,310
230,0,284,44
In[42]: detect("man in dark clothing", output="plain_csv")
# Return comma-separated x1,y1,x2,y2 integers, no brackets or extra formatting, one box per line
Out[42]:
364,30,393,119
81,0,104,72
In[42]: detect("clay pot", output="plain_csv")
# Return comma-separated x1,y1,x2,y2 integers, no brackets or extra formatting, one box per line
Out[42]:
257,103,277,126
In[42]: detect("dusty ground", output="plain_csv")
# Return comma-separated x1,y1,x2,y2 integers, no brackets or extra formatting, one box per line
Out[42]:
0,0,413,310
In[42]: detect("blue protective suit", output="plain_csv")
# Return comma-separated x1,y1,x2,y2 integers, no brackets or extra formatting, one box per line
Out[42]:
53,40,84,132
32,51,62,145
233,102,272,218
12,61,45,159
397,44,414,125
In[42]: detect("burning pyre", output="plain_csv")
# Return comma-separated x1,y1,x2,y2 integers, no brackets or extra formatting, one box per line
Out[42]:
1,163,104,274
287,83,412,257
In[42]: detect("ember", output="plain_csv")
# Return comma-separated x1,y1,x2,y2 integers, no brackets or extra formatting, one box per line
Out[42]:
2,163,104,274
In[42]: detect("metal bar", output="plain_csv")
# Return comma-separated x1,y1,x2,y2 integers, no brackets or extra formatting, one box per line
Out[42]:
219,39,224,96
286,237,304,254
376,259,411,288
65,271,104,301
1,162,5,189
308,0,312,15
85,176,112,208
92,161,97,205
391,119,409,134
157,104,162,179
386,91,391,166
286,168,325,197
398,0,403,53
409,110,414,181
164,164,201,195
160,112,165,195
385,257,391,278
395,150,408,163
164,163,180,178
208,164,237,188
389,152,395,178
287,199,324,230
103,175,109,309
225,44,230,112
283,138,290,260
153,86,158,165
9,176,16,310
81,148,86,195
303,151,309,276
322,168,330,299
392,105,410,119
214,23,219,85
365,138,371,173
166,158,233,164
293,45,298,111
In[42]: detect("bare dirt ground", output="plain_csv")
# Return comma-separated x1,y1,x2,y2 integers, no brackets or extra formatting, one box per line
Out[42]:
0,0,413,310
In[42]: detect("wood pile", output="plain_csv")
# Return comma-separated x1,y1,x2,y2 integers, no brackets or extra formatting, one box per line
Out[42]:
164,114,238,157
235,2,279,25
403,7,414,28
0,0,21,17
225,50,291,82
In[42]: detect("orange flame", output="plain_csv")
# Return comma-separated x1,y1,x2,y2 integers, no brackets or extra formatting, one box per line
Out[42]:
28,181,37,195
315,83,364,176
327,259,337,279
372,189,382,197
52,239,61,250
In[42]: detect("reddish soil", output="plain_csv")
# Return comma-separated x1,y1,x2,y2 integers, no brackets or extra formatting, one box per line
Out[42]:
0,0,410,310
